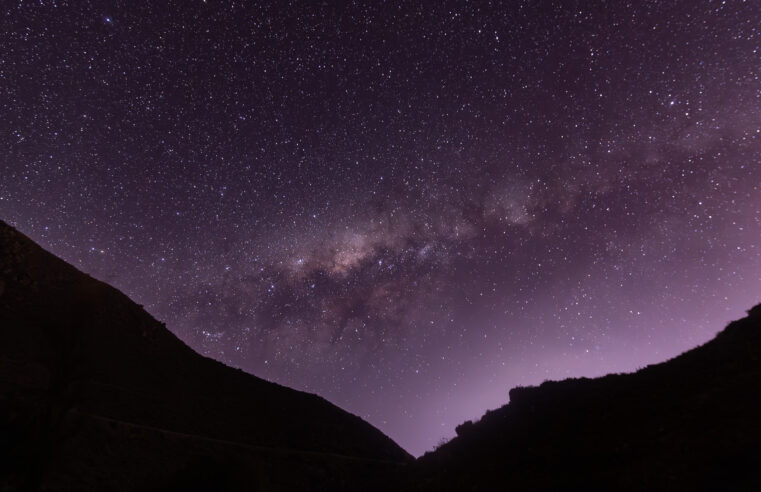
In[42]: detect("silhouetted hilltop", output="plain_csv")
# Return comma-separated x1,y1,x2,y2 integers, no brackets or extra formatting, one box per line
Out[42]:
407,305,761,490
0,220,411,491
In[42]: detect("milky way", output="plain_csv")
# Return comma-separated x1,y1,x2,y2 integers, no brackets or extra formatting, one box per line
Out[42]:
2,1,761,455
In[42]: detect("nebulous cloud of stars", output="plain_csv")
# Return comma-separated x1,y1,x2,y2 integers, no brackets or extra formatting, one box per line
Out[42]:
2,0,761,455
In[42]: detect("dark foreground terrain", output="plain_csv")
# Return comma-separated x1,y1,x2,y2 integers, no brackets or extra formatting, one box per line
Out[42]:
2,218,760,491
0,220,410,491
406,308,761,491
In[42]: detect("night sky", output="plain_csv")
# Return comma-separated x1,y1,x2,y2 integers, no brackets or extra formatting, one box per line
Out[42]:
2,0,761,456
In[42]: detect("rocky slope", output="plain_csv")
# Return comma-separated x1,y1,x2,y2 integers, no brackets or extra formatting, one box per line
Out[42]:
0,220,411,491
407,306,761,491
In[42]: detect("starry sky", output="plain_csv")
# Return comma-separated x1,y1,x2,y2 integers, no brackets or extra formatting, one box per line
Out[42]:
2,0,761,456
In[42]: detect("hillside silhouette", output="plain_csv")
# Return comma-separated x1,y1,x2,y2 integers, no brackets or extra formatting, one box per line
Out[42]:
2,218,760,490
408,305,761,490
0,220,410,491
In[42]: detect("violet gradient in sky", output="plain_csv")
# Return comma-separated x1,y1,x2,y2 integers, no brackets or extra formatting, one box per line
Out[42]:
2,0,761,456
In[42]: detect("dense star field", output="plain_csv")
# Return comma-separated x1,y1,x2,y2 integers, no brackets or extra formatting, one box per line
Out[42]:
2,1,760,455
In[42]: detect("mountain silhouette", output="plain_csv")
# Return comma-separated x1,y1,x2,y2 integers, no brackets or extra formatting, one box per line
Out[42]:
2,218,760,490
408,305,761,490
0,220,411,491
